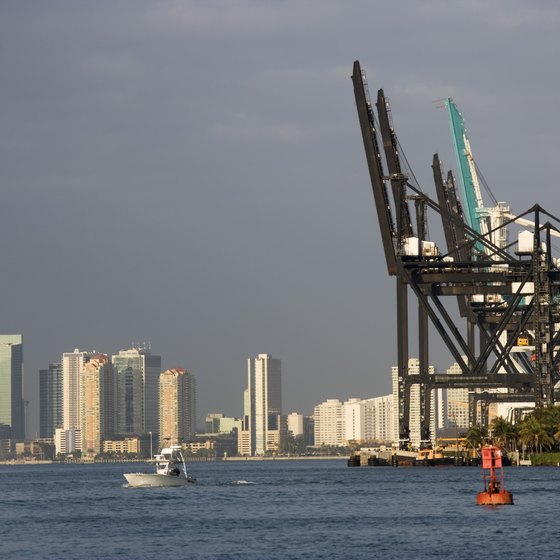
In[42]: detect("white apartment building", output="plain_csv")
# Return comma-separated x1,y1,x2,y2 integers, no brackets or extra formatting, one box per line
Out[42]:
55,427,82,456
362,394,394,443
286,412,304,437
62,349,94,440
343,398,364,443
314,399,344,446
314,396,394,447
239,354,282,456
439,361,469,434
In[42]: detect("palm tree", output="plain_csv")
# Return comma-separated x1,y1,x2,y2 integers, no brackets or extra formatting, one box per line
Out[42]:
518,415,553,453
538,406,560,449
554,425,560,446
466,424,488,451
490,417,517,451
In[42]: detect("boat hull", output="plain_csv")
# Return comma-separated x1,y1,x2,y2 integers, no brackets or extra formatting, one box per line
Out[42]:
124,473,194,488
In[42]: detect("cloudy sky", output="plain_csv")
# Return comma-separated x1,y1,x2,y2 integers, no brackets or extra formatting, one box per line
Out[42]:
2,1,560,433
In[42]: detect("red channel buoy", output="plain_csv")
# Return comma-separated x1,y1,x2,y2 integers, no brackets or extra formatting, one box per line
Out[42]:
476,446,513,505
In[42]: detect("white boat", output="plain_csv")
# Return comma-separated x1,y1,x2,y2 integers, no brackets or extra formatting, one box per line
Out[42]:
124,445,196,487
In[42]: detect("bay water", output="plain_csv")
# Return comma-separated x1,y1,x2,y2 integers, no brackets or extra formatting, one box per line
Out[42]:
1,459,559,559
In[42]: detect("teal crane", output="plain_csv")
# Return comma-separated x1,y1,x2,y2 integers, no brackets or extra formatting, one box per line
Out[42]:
445,98,489,253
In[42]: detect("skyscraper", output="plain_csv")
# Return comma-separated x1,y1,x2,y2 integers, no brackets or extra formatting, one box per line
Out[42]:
240,354,282,456
0,334,24,439
159,368,196,446
62,348,94,432
81,354,115,456
39,362,63,438
112,347,161,437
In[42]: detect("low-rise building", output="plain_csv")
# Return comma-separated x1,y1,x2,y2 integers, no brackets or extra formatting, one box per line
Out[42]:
55,427,81,456
102,437,141,455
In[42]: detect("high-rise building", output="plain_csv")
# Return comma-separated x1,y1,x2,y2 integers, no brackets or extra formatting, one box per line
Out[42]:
343,398,364,443
313,399,344,447
362,394,394,443
239,354,282,456
112,347,161,437
62,348,94,434
0,334,24,439
81,354,115,456
439,361,469,436
39,363,63,438
159,368,196,446
316,395,394,446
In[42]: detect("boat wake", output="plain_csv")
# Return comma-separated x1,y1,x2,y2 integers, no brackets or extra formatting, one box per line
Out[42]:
231,480,256,485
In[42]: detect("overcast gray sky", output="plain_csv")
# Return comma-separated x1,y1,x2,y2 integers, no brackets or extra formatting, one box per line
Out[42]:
2,1,560,434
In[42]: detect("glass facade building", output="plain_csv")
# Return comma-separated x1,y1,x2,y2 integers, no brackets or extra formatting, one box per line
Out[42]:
39,362,63,438
0,334,24,439
112,348,161,437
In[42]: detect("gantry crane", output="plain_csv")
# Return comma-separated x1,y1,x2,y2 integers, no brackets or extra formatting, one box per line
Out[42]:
351,60,560,449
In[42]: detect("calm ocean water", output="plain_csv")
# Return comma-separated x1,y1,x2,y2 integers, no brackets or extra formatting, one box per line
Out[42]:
1,459,560,559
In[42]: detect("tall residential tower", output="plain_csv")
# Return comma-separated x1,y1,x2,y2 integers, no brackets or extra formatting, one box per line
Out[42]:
240,354,282,456
62,348,94,432
159,368,196,447
39,362,63,438
112,347,161,437
81,354,115,456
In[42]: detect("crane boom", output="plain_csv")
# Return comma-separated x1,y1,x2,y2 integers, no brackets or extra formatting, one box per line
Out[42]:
351,60,398,275
446,99,489,251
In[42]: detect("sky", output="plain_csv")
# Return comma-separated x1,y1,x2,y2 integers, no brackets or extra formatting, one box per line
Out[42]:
2,1,560,434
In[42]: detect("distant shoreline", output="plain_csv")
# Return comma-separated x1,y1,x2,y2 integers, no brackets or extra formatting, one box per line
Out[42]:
0,456,346,466
223,456,345,461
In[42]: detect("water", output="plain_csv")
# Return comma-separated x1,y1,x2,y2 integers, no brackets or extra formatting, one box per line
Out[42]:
1,459,560,559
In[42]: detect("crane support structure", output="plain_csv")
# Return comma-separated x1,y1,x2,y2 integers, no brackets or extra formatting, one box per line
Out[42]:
352,60,560,448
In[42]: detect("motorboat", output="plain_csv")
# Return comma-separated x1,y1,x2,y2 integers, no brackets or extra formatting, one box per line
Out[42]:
124,445,196,487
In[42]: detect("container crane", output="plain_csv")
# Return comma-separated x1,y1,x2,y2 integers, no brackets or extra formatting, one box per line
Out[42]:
445,98,512,256
352,60,560,448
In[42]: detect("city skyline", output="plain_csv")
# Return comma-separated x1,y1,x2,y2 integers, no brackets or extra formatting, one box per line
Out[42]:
3,1,560,439
25,339,400,435
2,331,532,455
3,335,541,440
